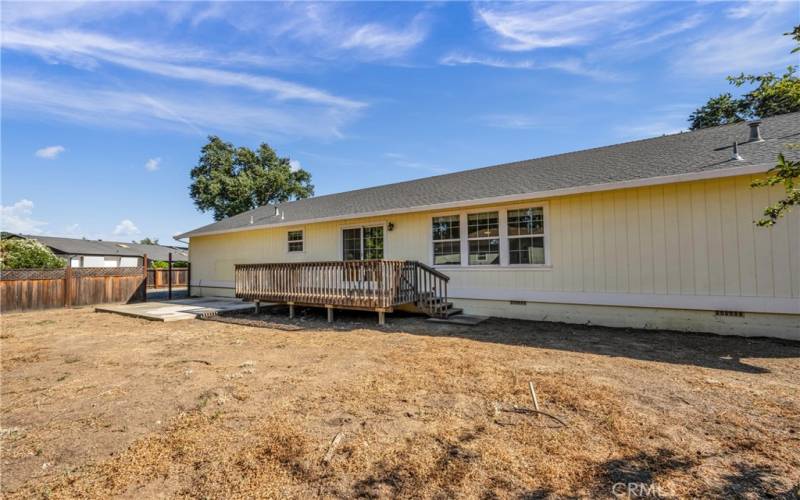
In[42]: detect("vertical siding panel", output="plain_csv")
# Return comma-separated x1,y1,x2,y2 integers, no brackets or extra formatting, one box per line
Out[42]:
580,194,595,292
768,183,792,297
690,182,709,295
591,192,605,292
718,177,741,296
650,186,668,294
603,192,618,292
638,188,654,294
675,183,695,294
626,189,642,294
704,180,725,295
750,175,775,296
735,176,757,296
550,199,564,291
613,191,629,292
790,205,800,298
570,197,583,292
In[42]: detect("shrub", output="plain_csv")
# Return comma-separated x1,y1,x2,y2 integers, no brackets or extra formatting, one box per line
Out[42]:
0,238,66,270
151,260,189,268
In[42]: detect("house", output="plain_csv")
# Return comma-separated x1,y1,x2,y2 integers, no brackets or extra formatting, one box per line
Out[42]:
176,113,800,340
8,234,188,268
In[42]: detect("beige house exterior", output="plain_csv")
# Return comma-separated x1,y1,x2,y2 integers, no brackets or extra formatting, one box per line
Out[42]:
180,115,800,340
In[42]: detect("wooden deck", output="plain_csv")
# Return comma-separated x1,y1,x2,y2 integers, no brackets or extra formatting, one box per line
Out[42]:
235,260,453,321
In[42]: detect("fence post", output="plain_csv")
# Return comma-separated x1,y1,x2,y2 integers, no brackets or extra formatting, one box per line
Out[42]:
168,252,173,300
142,253,148,302
64,263,72,308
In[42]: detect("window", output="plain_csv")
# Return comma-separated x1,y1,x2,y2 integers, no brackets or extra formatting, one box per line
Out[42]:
508,208,545,264
467,211,499,265
432,215,460,265
287,230,304,252
342,226,384,260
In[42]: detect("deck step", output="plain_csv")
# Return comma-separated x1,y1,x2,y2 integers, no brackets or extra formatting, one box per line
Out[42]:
443,307,463,317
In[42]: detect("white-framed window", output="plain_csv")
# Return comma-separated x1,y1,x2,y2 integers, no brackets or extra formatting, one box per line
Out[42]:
507,207,545,265
287,230,304,252
467,211,500,265
342,225,384,260
432,215,461,265
430,203,548,267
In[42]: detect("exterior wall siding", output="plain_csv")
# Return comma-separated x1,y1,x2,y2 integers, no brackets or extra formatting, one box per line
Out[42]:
188,175,799,337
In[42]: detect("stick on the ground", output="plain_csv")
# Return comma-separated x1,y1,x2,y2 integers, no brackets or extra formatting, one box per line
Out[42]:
323,431,345,464
529,381,540,416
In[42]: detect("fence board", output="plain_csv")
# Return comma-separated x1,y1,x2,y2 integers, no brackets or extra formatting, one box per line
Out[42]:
0,267,146,313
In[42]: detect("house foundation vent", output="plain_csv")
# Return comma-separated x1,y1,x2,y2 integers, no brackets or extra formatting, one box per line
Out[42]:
715,310,744,318
510,300,527,306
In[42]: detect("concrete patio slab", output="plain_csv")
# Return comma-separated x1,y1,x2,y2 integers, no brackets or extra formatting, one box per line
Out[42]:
96,297,255,322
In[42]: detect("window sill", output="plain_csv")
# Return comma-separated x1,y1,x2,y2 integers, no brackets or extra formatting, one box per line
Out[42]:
433,265,552,271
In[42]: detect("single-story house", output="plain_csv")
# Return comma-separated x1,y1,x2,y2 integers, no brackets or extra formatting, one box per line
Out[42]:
177,113,799,340
8,234,188,268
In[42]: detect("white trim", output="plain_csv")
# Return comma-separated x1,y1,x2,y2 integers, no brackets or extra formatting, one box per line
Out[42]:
286,229,304,254
176,163,771,239
337,222,386,261
449,287,800,315
192,279,235,289
429,201,550,268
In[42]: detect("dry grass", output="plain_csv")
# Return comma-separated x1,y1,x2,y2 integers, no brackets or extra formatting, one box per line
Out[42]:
2,307,799,498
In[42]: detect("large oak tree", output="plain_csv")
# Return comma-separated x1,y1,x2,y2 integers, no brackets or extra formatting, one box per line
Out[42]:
189,136,314,221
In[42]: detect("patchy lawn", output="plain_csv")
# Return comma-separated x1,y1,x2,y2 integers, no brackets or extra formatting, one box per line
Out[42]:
2,307,799,498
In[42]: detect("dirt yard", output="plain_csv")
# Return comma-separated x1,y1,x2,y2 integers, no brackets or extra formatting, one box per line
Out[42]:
2,306,799,498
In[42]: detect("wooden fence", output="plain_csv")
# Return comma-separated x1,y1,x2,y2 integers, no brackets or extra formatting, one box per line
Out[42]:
147,268,188,288
1,266,147,313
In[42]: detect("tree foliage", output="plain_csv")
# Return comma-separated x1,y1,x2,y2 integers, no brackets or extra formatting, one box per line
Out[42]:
189,136,314,221
751,153,800,226
137,237,159,245
689,26,800,130
0,238,66,270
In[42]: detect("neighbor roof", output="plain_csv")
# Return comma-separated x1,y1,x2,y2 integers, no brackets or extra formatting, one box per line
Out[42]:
177,112,800,239
16,235,189,261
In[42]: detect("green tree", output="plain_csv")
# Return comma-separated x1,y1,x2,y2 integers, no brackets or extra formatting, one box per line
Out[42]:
689,26,800,130
137,237,159,245
0,238,66,269
189,136,314,221
751,153,800,226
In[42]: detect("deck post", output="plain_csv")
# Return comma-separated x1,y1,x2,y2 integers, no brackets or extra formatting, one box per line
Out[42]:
377,309,385,326
255,300,261,314
326,305,334,323
288,302,295,319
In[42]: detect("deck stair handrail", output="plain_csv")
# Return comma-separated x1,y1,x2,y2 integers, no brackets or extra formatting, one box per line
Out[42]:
235,260,451,318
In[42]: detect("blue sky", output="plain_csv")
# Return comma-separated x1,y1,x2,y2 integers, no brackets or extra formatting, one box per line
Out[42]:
2,1,797,245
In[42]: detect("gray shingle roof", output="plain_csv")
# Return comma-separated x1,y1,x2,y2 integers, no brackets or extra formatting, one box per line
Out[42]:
177,112,800,238
18,235,189,261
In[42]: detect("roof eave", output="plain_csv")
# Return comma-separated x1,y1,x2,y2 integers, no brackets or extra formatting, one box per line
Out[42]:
174,162,772,240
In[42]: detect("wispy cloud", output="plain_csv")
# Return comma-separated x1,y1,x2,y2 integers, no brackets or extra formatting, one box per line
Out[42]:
144,158,161,172
289,159,302,172
479,113,542,130
613,104,694,141
113,219,140,236
0,199,47,234
673,2,796,76
340,13,429,59
440,53,619,81
2,28,365,109
474,2,646,51
35,145,65,159
382,153,449,174
2,76,358,139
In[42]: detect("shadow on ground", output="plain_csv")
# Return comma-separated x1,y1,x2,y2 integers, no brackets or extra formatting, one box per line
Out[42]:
205,305,800,375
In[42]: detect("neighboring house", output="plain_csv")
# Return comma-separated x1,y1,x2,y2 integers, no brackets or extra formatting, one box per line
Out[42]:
177,113,800,339
8,235,188,268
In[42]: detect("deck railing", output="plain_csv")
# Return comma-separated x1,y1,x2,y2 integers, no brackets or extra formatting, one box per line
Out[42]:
235,260,449,315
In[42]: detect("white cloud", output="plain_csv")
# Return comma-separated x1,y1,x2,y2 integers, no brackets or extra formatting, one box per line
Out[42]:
673,2,796,76
0,199,47,234
340,14,429,58
113,219,140,236
2,76,360,139
382,153,449,174
35,145,65,159
144,158,161,172
63,223,81,236
439,53,619,81
479,113,541,130
2,28,364,109
289,159,302,172
475,2,645,51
